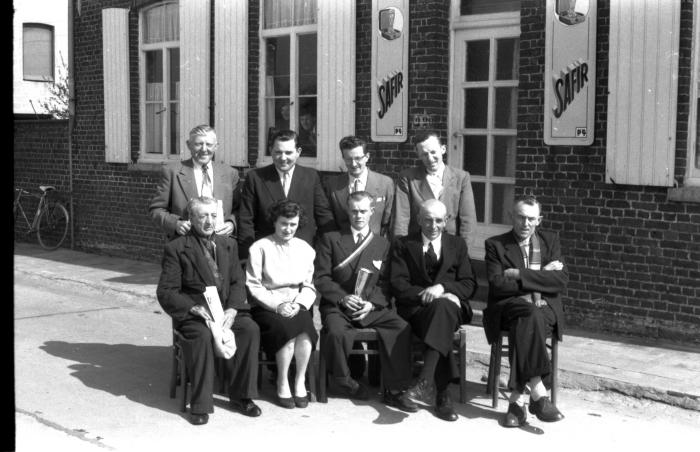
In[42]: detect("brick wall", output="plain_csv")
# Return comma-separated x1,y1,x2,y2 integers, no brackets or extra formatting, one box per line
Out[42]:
518,0,700,343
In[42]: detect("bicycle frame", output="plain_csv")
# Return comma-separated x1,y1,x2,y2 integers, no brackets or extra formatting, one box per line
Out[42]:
14,188,46,232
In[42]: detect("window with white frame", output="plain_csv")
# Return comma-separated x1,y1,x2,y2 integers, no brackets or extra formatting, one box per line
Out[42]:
140,1,179,160
687,3,700,186
23,23,54,82
260,0,318,158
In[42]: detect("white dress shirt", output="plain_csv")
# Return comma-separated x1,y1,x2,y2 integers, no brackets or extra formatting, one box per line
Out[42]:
348,169,368,193
193,160,214,197
421,233,442,260
425,162,445,199
276,166,296,197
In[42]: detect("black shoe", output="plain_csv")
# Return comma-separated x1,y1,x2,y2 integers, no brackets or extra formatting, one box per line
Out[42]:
189,412,209,425
528,396,564,422
405,378,435,404
336,378,370,401
230,398,262,417
502,402,526,428
435,390,458,422
383,390,418,413
276,395,295,409
293,392,310,408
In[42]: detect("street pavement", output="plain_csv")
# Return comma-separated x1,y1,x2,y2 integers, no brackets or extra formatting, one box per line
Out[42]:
13,242,700,451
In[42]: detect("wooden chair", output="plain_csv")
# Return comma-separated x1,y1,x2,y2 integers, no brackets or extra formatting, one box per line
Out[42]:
486,331,559,408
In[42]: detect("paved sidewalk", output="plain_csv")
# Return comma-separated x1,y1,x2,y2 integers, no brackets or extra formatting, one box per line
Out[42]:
13,242,700,411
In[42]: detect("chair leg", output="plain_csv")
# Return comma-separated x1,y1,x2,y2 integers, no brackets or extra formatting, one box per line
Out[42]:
458,327,467,404
491,336,503,409
318,350,328,403
551,337,559,405
486,340,496,395
179,348,188,413
170,345,178,399
307,350,318,403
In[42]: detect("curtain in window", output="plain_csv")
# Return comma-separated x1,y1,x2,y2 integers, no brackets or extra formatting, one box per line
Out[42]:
264,0,316,29
143,2,179,43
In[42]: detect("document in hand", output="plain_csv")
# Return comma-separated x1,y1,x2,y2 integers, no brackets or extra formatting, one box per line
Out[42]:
203,286,236,358
204,286,225,323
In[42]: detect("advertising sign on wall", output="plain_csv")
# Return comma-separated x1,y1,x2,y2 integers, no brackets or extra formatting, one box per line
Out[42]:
371,0,409,142
544,0,597,145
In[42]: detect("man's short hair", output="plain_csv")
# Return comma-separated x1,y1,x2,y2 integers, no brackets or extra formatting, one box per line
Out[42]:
413,130,441,148
266,199,308,228
514,195,542,212
338,135,367,155
188,124,216,139
271,129,299,148
186,196,217,219
346,190,375,208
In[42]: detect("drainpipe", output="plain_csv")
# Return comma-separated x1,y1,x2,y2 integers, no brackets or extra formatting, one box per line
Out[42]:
67,0,75,249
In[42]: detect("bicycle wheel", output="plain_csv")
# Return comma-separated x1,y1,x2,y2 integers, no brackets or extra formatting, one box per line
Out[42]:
37,201,69,250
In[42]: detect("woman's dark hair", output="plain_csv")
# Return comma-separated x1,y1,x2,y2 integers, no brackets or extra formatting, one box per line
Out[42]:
267,199,307,228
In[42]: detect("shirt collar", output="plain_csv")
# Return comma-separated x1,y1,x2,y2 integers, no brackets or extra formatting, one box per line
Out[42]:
350,225,370,238
421,233,441,247
348,168,368,185
276,165,295,181
426,162,445,179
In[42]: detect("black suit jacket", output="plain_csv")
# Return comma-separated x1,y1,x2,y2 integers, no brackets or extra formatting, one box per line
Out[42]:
238,164,335,256
156,233,249,324
483,230,568,344
390,232,476,323
314,229,394,327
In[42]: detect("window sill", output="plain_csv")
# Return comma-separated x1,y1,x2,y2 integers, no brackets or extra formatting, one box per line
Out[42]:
667,186,700,203
128,162,164,172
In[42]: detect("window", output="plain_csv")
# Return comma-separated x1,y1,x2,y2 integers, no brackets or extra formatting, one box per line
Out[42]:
261,0,318,158
140,2,179,160
23,24,54,81
687,3,700,186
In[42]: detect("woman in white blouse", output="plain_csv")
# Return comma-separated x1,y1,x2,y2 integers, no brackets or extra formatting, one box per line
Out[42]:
246,200,318,409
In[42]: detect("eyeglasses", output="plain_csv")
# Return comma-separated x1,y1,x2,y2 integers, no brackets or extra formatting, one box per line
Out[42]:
343,154,368,164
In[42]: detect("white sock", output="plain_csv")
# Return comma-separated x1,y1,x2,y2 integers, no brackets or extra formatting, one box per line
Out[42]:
529,380,548,401
508,391,528,406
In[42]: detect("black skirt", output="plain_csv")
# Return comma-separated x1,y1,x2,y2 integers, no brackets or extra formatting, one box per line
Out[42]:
251,305,318,358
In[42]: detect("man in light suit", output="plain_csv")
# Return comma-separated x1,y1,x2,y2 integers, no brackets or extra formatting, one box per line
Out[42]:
238,129,336,257
484,195,567,427
314,191,416,411
149,125,240,240
157,197,261,425
326,136,395,237
391,199,476,421
393,131,477,247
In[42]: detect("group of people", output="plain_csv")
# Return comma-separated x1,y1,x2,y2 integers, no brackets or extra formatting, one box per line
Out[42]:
150,124,568,428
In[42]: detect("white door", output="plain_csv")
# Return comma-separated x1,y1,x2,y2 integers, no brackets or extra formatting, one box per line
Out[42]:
450,24,520,259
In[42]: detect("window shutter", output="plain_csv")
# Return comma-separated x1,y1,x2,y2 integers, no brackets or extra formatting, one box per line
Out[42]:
606,0,680,186
102,9,130,163
317,0,356,172
214,0,247,166
179,0,210,158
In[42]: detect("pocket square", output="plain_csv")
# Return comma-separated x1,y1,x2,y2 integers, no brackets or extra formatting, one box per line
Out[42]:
375,196,384,202
372,260,382,270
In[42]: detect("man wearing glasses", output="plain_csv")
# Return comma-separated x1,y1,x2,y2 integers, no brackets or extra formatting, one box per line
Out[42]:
326,136,395,238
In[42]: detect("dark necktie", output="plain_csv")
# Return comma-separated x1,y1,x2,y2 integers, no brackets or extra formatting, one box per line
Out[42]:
202,238,222,291
353,178,359,193
425,242,438,276
201,164,213,197
355,232,363,247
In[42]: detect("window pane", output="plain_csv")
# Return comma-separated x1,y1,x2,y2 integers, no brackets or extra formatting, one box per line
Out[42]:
169,102,179,155
23,25,53,81
463,135,487,176
494,87,517,128
472,182,485,223
169,48,179,100
496,38,518,80
265,98,292,155
145,104,163,154
264,0,317,29
464,88,488,128
466,40,489,82
298,98,317,157
265,37,290,97
294,0,317,26
492,184,514,224
493,136,516,177
461,0,521,15
143,2,179,43
298,34,317,95
146,50,163,101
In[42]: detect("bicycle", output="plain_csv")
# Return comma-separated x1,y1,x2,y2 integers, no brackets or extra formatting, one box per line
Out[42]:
14,185,70,250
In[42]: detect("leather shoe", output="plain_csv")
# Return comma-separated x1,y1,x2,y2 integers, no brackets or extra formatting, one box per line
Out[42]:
189,412,209,425
435,390,458,422
293,392,310,408
336,378,370,400
276,396,295,409
528,396,564,422
502,402,526,428
405,378,435,404
383,390,418,413
230,398,262,417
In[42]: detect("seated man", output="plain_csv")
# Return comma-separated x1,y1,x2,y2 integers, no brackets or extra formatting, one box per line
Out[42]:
484,195,568,427
156,196,261,425
314,191,416,412
390,199,476,421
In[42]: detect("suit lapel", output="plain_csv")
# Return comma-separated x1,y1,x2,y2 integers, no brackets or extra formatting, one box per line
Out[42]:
176,160,197,202
415,170,435,201
261,164,285,201
439,167,456,201
214,236,230,300
407,237,431,281
433,234,453,281
184,235,215,286
365,170,378,195
503,233,526,269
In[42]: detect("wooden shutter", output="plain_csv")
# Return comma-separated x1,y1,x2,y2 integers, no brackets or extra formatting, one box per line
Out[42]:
317,0,356,171
606,0,680,186
214,0,248,166
102,8,130,163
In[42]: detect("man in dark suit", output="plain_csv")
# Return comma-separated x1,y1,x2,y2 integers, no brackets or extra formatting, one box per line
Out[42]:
157,196,261,425
484,195,568,427
314,191,416,412
394,131,477,248
390,199,476,421
238,129,335,257
149,124,240,240
326,136,395,237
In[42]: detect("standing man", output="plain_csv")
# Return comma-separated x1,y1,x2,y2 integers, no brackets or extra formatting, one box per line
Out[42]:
157,197,261,425
149,125,240,240
314,191,416,412
393,131,477,247
484,195,567,427
326,136,395,237
390,199,476,421
238,129,335,256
